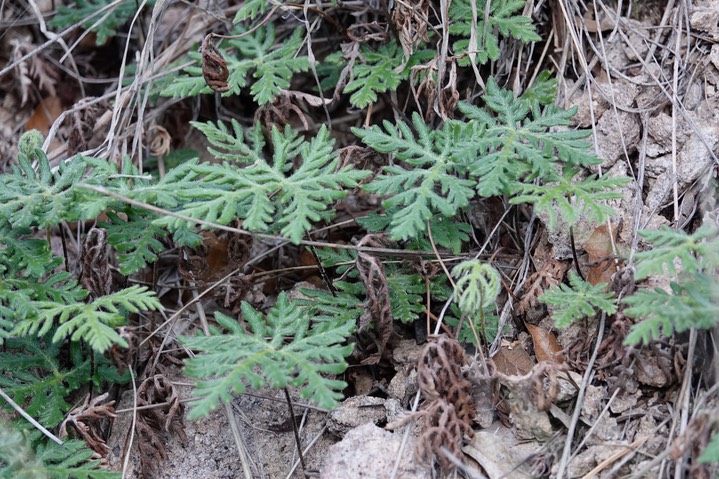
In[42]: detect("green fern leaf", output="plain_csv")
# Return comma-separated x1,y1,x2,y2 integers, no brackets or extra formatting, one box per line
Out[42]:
159,60,211,97
180,292,354,417
540,271,617,328
450,0,540,65
0,338,125,428
386,271,426,323
297,282,365,331
161,24,309,105
0,422,119,479
354,114,475,240
100,209,166,275
344,42,405,109
457,79,600,197
452,260,501,315
699,430,719,464
14,286,162,353
151,124,369,244
0,132,85,228
511,168,629,229
49,0,152,46
623,275,719,345
233,0,269,22
632,225,719,280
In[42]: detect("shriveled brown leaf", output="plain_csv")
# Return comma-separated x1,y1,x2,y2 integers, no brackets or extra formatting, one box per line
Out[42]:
525,322,563,363
583,223,620,286
356,234,395,365
59,393,117,457
492,342,535,376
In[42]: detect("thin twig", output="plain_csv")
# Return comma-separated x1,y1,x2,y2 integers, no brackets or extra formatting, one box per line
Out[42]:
555,312,606,479
0,387,63,445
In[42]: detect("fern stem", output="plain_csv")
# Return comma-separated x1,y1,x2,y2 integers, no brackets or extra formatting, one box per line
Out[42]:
283,387,309,478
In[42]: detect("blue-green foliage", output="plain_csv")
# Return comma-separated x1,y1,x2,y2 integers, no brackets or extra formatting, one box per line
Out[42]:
0,338,127,428
624,225,719,345
49,0,153,46
325,41,433,109
147,122,369,243
699,430,719,464
450,0,540,65
540,271,617,328
100,209,166,275
0,423,119,479
354,74,623,241
355,115,476,240
161,24,309,105
180,293,355,417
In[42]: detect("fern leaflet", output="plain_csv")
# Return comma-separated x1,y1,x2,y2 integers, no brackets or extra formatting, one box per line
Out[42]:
161,24,309,105
540,271,617,328
180,292,354,417
354,114,475,240
450,0,540,65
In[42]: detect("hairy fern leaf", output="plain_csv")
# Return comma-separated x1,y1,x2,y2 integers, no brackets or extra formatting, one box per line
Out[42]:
152,124,368,243
699,430,719,464
624,275,719,345
297,282,365,331
49,0,151,46
450,0,540,65
161,25,308,105
180,292,354,417
233,0,268,22
191,120,272,164
1,132,86,228
343,42,405,108
0,423,119,479
511,169,628,229
0,338,125,428
354,114,475,240
452,260,501,315
100,209,166,275
457,78,600,197
632,225,719,280
13,286,161,353
540,271,617,328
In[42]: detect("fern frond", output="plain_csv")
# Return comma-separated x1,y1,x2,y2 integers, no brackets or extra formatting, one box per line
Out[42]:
0,339,126,428
0,227,61,278
452,260,501,315
0,422,119,478
190,120,272,164
161,24,308,105
540,271,617,328
233,0,268,22
450,0,540,65
511,169,628,229
354,114,475,240
100,209,166,275
297,281,364,331
633,225,719,280
343,42,405,108
457,79,600,197
699,430,719,464
386,271,426,323
13,286,162,353
49,0,151,46
180,292,354,417
151,125,369,243
623,275,719,345
0,132,86,228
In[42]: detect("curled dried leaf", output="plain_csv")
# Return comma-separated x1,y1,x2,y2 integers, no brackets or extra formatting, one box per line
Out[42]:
201,34,231,93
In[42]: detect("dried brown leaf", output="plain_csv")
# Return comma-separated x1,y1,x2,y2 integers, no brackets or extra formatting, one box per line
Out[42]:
356,234,395,365
525,322,563,363
59,393,116,457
